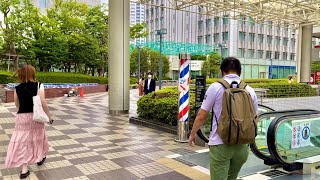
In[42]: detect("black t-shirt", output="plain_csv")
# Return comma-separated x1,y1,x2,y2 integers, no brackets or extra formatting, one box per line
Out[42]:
15,82,40,114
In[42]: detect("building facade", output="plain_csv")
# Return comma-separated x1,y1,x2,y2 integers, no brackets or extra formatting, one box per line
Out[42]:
145,0,301,79
130,2,146,45
33,0,101,11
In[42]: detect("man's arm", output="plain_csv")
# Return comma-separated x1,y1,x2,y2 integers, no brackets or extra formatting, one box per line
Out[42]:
189,109,209,146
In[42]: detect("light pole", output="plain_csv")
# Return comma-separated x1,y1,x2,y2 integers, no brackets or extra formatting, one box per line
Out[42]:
136,45,141,81
155,28,167,90
270,58,273,79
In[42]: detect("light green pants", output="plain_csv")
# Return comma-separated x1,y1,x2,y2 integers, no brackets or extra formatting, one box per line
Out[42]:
209,144,249,180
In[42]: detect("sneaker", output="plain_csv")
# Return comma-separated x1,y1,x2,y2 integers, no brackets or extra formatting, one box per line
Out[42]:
20,170,30,179
37,157,46,166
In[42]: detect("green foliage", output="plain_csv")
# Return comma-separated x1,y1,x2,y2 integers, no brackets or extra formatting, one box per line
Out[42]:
203,78,290,85
130,47,170,78
311,62,320,72
191,55,207,60
130,22,148,39
137,82,316,129
201,53,220,78
137,87,196,127
251,84,316,98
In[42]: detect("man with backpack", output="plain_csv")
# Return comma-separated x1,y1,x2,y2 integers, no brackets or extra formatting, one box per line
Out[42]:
189,57,258,180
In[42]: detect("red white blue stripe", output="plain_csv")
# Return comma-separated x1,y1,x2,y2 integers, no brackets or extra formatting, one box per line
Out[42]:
179,58,190,122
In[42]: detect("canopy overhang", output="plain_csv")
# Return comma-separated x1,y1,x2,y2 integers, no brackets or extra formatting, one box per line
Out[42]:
135,0,320,28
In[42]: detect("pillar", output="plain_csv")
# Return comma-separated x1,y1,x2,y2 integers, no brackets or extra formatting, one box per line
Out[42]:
298,24,313,83
108,0,130,114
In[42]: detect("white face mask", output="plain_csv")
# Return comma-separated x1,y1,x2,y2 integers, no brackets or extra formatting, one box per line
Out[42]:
148,75,152,79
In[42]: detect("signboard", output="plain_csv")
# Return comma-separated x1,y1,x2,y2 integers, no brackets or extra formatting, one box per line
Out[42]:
195,76,206,111
292,121,311,149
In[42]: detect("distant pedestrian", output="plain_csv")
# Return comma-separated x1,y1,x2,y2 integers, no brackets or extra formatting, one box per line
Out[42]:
144,72,156,95
139,77,145,96
5,65,53,179
189,57,258,180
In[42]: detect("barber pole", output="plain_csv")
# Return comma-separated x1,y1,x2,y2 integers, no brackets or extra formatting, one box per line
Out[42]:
175,53,191,143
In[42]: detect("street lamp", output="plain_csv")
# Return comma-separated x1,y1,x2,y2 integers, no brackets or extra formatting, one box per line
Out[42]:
155,28,167,90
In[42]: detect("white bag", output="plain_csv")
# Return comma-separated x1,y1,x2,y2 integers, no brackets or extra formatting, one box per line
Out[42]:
33,83,49,123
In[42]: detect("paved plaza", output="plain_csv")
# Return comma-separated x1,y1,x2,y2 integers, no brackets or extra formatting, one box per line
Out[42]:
0,89,210,180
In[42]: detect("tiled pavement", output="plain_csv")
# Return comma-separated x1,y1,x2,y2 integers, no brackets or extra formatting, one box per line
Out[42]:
0,89,209,180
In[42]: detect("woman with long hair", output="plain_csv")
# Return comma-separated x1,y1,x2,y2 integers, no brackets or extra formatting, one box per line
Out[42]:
5,65,53,179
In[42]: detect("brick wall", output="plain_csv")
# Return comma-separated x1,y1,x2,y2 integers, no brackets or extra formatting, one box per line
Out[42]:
4,84,108,103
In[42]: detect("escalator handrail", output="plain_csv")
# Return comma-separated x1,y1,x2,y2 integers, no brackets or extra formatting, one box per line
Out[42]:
250,109,320,162
267,111,320,165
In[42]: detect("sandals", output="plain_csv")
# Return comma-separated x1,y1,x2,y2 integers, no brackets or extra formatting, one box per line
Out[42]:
37,157,46,166
20,170,30,179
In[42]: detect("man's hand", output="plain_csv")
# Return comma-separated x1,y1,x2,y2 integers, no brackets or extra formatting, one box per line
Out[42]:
188,133,196,147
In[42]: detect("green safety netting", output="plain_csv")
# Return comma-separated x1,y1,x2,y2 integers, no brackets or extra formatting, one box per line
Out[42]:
130,41,217,55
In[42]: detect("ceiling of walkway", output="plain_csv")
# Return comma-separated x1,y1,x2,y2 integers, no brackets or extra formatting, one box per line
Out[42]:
136,0,320,28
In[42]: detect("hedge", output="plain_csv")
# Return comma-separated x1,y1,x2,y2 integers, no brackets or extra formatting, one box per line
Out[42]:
204,78,290,85
0,71,138,84
137,83,316,128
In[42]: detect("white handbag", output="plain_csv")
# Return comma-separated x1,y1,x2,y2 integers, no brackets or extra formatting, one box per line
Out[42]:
33,83,49,123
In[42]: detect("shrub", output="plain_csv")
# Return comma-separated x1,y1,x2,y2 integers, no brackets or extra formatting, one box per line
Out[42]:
251,83,316,98
0,71,138,84
137,87,196,127
137,83,316,129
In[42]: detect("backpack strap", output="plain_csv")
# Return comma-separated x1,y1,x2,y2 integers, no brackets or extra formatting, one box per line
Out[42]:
239,81,247,89
218,80,230,89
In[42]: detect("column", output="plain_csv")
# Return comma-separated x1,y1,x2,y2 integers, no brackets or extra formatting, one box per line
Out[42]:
298,24,313,83
108,0,130,114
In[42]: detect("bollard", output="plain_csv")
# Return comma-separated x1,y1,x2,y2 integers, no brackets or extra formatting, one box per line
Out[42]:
175,53,191,143
79,86,84,97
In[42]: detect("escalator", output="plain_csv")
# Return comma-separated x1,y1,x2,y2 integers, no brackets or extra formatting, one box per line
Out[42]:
196,105,320,171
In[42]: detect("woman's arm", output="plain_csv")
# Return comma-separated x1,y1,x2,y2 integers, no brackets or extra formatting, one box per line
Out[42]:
39,84,52,120
14,90,20,109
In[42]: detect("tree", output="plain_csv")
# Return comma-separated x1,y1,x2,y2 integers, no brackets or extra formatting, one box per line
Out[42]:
311,61,320,72
0,0,23,70
201,52,220,78
130,47,169,78
130,22,148,40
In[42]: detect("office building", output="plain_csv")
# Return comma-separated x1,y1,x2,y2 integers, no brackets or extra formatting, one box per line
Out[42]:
145,0,302,79
130,2,146,45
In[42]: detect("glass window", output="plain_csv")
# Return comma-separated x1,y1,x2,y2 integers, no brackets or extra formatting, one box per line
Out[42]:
206,19,212,29
283,52,288,60
248,17,255,26
223,48,229,57
198,36,203,44
290,53,295,60
198,21,203,31
267,35,272,44
214,33,220,43
239,16,245,25
239,32,246,41
223,16,229,25
258,34,264,44
275,36,280,45
249,33,255,42
291,38,296,47
283,37,288,46
266,51,272,59
238,48,245,58
275,51,280,59
248,49,255,58
214,17,219,27
223,32,229,41
206,35,211,44
258,50,264,58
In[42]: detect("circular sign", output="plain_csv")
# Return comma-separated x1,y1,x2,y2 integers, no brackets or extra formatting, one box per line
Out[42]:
302,126,311,140
310,76,314,83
